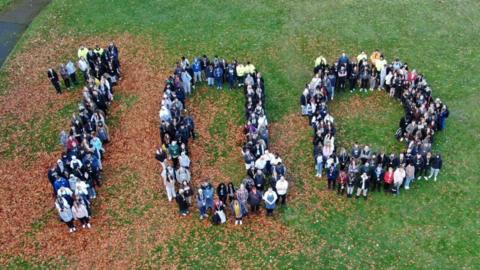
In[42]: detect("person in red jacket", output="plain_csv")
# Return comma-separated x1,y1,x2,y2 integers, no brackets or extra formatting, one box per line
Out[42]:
383,167,394,193
337,170,348,195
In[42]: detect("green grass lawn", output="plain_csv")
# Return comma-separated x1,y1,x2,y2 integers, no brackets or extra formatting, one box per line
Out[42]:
2,0,480,268
0,0,12,12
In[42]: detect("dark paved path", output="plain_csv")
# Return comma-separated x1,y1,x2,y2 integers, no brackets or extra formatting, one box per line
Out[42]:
0,0,50,67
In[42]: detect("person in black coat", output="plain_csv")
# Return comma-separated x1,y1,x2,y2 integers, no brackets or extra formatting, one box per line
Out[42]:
48,69,62,94
326,165,338,190
428,154,443,181
176,189,189,216
217,183,228,204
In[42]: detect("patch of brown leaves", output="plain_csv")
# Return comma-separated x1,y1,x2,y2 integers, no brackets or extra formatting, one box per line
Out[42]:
0,33,177,268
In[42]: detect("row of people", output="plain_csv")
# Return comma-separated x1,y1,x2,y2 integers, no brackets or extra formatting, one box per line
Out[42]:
47,43,120,232
302,51,448,198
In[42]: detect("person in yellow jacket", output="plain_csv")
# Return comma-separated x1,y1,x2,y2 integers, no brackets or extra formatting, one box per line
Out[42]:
370,49,382,65
78,46,88,59
236,63,245,87
314,55,327,67
232,199,243,225
93,45,104,56
244,61,256,75
375,55,387,72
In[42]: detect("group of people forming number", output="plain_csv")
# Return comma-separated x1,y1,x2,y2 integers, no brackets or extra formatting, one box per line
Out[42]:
300,50,448,199
156,56,288,225
47,43,120,232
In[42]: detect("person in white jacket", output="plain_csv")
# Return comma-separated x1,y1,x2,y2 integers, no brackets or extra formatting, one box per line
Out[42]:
275,177,289,206
72,199,91,229
162,165,176,202
393,166,406,195
263,188,278,216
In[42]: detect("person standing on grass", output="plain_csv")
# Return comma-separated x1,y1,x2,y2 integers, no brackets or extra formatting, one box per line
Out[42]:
248,186,262,214
411,152,423,180
227,182,236,204
428,154,442,181
236,184,249,216
232,199,243,225
393,166,406,195
155,146,167,170
383,167,394,194
55,196,76,233
197,189,208,219
227,63,236,89
59,64,71,89
203,182,215,213
263,187,278,216
405,162,415,190
206,64,214,87
72,198,91,229
181,69,192,95
372,163,384,192
327,164,338,190
275,176,288,206
162,165,176,202
337,170,348,195
217,182,228,205
192,58,202,84
168,140,181,169
176,189,189,216
421,152,432,180
66,60,78,86
356,172,370,200
214,64,224,90
48,68,62,94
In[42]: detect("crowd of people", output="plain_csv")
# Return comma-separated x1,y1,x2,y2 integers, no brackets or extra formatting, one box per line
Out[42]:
47,43,120,232
157,56,288,225
300,50,448,199
47,44,121,94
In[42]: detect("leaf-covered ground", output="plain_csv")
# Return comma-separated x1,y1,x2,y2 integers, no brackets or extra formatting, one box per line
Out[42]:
1,0,480,268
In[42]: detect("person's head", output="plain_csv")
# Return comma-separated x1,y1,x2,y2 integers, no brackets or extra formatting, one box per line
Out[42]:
388,167,393,172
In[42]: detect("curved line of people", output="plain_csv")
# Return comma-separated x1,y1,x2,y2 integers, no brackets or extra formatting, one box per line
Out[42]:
300,50,448,199
47,43,120,233
156,56,288,225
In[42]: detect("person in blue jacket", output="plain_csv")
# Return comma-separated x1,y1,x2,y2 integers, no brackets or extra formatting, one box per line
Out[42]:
327,164,339,190
202,182,215,213
192,58,202,84
53,174,70,195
